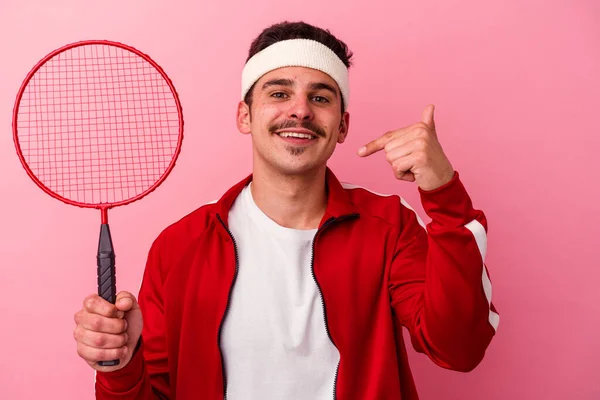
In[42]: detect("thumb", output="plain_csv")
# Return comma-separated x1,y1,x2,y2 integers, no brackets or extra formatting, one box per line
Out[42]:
421,104,436,131
115,291,138,313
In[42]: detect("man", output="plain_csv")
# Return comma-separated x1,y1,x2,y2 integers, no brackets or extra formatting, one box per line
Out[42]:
73,21,499,399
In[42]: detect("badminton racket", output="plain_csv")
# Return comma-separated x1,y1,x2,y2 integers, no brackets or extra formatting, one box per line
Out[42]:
12,40,184,366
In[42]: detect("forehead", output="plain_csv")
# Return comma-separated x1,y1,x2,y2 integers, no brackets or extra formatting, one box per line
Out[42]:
255,66,339,90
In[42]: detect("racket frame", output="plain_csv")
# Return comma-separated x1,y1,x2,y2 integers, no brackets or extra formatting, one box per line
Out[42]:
12,39,184,223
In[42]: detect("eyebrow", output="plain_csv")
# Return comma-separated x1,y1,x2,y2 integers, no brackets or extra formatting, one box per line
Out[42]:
261,79,339,98
262,78,294,90
308,82,339,98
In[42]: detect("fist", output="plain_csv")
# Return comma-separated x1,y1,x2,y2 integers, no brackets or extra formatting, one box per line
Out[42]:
358,104,455,191
73,291,143,372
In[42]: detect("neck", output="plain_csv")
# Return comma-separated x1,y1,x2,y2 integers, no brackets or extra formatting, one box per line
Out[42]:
250,164,328,230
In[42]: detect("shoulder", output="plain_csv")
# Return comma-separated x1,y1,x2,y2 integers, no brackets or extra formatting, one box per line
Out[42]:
341,182,426,229
145,173,252,268
147,199,222,269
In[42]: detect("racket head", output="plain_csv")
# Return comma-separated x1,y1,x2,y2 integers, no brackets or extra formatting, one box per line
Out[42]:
12,40,184,211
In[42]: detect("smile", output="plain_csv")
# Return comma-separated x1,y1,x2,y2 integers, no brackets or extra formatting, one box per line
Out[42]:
277,131,316,139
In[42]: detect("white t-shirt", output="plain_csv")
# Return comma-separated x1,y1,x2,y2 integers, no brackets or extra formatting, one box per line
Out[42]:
220,182,340,400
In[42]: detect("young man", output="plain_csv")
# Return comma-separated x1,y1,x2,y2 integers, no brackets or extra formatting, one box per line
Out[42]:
73,21,499,399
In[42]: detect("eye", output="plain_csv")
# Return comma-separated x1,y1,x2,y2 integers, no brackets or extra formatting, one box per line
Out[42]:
312,96,329,103
271,92,288,98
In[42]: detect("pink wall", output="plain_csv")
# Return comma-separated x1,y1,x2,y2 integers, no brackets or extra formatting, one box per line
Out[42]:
1,0,598,398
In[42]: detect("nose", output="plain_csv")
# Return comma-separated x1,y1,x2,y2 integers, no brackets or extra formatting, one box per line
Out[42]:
287,96,314,120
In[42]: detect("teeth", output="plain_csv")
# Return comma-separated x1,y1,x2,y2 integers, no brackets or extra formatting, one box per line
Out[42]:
278,131,314,139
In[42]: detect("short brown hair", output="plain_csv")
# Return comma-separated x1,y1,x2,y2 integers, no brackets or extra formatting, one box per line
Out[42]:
243,21,353,112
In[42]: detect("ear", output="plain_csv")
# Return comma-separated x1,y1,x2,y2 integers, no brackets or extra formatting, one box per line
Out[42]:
236,101,252,135
337,111,350,144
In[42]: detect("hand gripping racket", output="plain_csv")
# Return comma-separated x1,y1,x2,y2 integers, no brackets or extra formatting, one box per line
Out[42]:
12,40,184,366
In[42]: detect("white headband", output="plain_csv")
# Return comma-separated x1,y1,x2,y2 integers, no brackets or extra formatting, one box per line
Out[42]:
241,38,350,109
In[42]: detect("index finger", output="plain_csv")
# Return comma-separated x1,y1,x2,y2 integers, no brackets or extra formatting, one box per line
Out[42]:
83,294,123,319
358,132,392,157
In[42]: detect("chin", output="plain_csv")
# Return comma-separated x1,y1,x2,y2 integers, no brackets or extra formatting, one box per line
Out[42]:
271,158,325,176
254,146,330,176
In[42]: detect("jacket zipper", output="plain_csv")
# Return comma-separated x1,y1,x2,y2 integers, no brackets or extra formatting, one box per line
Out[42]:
310,214,359,400
216,214,240,400
217,212,358,400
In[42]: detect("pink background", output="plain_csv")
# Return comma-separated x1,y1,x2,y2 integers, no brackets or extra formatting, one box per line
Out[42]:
1,0,598,399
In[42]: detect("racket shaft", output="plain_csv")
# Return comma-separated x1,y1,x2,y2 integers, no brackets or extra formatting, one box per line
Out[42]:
97,223,120,367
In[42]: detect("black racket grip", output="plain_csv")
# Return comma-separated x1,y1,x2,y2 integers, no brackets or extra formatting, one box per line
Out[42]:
96,223,120,367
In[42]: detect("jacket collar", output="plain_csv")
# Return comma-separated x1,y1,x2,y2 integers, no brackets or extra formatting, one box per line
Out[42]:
214,167,359,229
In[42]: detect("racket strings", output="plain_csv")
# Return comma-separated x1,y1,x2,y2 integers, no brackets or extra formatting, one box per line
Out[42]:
16,43,181,205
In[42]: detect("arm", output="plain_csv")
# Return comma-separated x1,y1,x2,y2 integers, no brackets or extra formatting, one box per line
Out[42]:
389,172,499,372
94,237,171,399
358,104,498,370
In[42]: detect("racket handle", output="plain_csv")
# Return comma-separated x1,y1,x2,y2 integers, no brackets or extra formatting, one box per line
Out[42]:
96,223,120,367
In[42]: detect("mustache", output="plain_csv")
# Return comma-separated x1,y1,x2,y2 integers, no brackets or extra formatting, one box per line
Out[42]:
268,120,326,138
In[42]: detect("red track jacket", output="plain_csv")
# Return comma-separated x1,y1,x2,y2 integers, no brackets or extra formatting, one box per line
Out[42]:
95,168,499,399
